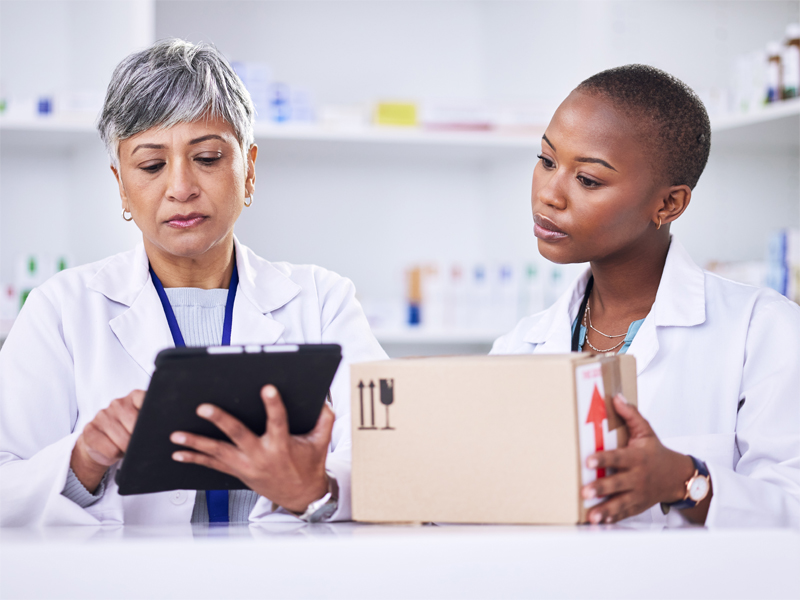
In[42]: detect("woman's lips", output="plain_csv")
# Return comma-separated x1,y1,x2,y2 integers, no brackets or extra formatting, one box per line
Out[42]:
533,215,568,241
166,214,207,229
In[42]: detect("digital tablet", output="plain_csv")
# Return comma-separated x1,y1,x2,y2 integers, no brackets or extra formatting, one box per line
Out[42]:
115,343,342,495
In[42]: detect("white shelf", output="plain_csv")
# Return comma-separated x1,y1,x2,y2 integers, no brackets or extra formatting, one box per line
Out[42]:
3,100,797,154
710,98,800,150
373,328,503,345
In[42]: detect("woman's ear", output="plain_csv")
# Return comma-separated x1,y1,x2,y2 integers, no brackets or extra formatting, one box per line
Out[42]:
655,185,691,229
110,165,129,210
245,144,258,197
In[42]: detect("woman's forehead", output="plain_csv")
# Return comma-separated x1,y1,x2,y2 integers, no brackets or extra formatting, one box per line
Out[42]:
545,91,646,158
120,116,237,149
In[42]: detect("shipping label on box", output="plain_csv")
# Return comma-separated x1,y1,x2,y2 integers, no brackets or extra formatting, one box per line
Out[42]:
351,353,637,525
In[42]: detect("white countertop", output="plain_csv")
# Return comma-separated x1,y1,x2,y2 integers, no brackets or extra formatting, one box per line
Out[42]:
1,522,798,599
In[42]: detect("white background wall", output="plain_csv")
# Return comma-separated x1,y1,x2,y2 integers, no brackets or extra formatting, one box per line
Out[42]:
1,0,798,305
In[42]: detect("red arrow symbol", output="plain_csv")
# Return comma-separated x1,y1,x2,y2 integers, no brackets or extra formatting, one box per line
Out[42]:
585,383,607,479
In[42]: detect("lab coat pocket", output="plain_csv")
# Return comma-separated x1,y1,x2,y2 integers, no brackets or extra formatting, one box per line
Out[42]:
661,433,736,470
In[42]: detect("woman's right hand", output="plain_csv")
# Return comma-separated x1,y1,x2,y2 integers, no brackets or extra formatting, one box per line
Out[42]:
70,390,145,493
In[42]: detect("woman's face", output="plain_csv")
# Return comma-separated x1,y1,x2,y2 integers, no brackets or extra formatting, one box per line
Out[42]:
531,90,666,265
113,117,256,262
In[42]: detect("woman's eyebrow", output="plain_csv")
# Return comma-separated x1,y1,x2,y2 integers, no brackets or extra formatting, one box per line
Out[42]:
542,134,555,150
131,143,164,156
189,134,225,145
576,156,618,172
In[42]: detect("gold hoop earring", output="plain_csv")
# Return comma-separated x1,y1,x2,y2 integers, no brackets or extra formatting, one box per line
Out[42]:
244,194,253,208
656,216,662,230
122,208,133,222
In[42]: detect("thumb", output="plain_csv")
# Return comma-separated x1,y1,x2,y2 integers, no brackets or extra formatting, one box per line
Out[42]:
307,404,335,448
613,394,654,439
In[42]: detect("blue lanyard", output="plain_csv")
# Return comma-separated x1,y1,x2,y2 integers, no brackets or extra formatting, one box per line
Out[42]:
149,259,239,348
149,257,239,523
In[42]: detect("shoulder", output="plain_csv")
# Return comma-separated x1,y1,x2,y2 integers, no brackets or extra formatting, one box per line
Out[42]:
490,311,549,355
704,270,800,322
239,244,357,305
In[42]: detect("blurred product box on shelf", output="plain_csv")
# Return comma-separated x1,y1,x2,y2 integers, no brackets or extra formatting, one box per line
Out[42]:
388,260,586,333
766,228,800,303
374,102,418,127
319,104,371,129
351,352,637,524
705,260,767,289
0,255,70,328
232,62,272,121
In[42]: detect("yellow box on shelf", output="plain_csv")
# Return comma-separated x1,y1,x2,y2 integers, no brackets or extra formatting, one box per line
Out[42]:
374,101,418,127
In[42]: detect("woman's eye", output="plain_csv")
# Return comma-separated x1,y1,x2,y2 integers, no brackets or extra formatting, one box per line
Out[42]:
140,162,164,173
577,175,601,188
195,154,222,166
537,154,555,169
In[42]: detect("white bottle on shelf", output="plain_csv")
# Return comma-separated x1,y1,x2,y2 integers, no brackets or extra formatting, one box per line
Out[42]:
783,24,800,100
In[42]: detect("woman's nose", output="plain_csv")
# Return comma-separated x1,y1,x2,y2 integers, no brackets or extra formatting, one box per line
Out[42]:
535,169,567,210
165,160,200,202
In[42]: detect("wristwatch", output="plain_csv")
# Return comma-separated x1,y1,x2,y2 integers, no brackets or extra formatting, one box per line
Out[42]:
296,474,339,523
661,455,710,514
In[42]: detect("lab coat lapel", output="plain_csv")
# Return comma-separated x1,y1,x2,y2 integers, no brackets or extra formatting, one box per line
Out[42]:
627,237,706,375
89,244,174,376
229,237,301,345
523,268,592,354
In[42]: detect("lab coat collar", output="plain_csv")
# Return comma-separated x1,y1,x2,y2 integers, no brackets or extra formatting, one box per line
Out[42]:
521,237,706,372
87,237,302,375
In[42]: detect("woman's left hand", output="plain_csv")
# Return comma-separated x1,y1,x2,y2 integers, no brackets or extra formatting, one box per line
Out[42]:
582,394,697,525
170,384,333,514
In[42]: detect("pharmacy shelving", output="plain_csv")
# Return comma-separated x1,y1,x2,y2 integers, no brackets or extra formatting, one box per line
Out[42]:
0,116,543,162
709,98,800,150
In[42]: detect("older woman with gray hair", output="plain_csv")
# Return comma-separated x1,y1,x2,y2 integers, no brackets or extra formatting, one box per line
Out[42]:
0,39,386,526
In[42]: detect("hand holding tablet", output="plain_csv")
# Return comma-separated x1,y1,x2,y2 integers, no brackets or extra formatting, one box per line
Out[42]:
115,344,342,501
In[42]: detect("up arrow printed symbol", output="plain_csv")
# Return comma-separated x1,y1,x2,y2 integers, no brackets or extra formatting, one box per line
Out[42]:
586,384,607,479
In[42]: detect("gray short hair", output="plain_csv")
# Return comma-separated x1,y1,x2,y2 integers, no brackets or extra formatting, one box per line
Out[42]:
98,39,255,168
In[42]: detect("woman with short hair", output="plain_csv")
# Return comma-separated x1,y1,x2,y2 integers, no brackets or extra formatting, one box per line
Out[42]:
0,39,386,526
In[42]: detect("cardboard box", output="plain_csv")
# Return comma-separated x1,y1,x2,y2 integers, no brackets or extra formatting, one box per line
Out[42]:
351,353,637,525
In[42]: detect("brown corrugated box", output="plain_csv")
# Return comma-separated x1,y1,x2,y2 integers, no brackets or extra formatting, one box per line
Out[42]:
350,353,637,524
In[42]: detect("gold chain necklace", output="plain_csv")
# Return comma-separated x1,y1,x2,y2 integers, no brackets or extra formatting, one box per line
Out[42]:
582,303,627,353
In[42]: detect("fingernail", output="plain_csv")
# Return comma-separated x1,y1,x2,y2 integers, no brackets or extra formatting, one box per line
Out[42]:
172,452,184,462
587,457,598,469
615,394,629,405
590,513,602,524
171,433,186,444
605,516,613,524
582,487,596,499
197,405,213,418
264,385,277,398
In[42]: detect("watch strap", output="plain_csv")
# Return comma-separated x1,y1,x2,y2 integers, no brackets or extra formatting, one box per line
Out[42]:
297,473,339,523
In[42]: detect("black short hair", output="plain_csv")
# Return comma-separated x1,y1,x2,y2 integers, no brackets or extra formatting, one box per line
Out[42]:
576,64,711,190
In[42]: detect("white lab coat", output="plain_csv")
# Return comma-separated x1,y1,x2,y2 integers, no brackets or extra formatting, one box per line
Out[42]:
0,237,387,526
491,237,800,528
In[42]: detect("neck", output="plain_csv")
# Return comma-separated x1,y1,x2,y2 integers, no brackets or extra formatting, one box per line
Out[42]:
146,237,235,289
588,233,670,320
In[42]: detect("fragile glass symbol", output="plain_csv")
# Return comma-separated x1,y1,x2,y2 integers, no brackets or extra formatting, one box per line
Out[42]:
379,378,394,430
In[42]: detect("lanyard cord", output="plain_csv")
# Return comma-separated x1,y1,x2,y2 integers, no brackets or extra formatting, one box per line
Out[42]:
571,275,594,352
149,259,239,348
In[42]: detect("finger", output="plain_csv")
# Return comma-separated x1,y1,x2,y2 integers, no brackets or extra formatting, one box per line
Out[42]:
92,409,133,454
169,430,240,466
613,394,655,439
304,404,335,449
196,404,260,453
582,471,634,501
81,423,123,466
262,385,290,447
115,397,140,435
130,390,146,410
587,492,639,525
172,449,239,477
587,448,632,471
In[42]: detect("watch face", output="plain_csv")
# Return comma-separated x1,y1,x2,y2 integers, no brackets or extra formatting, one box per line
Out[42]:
689,476,710,502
